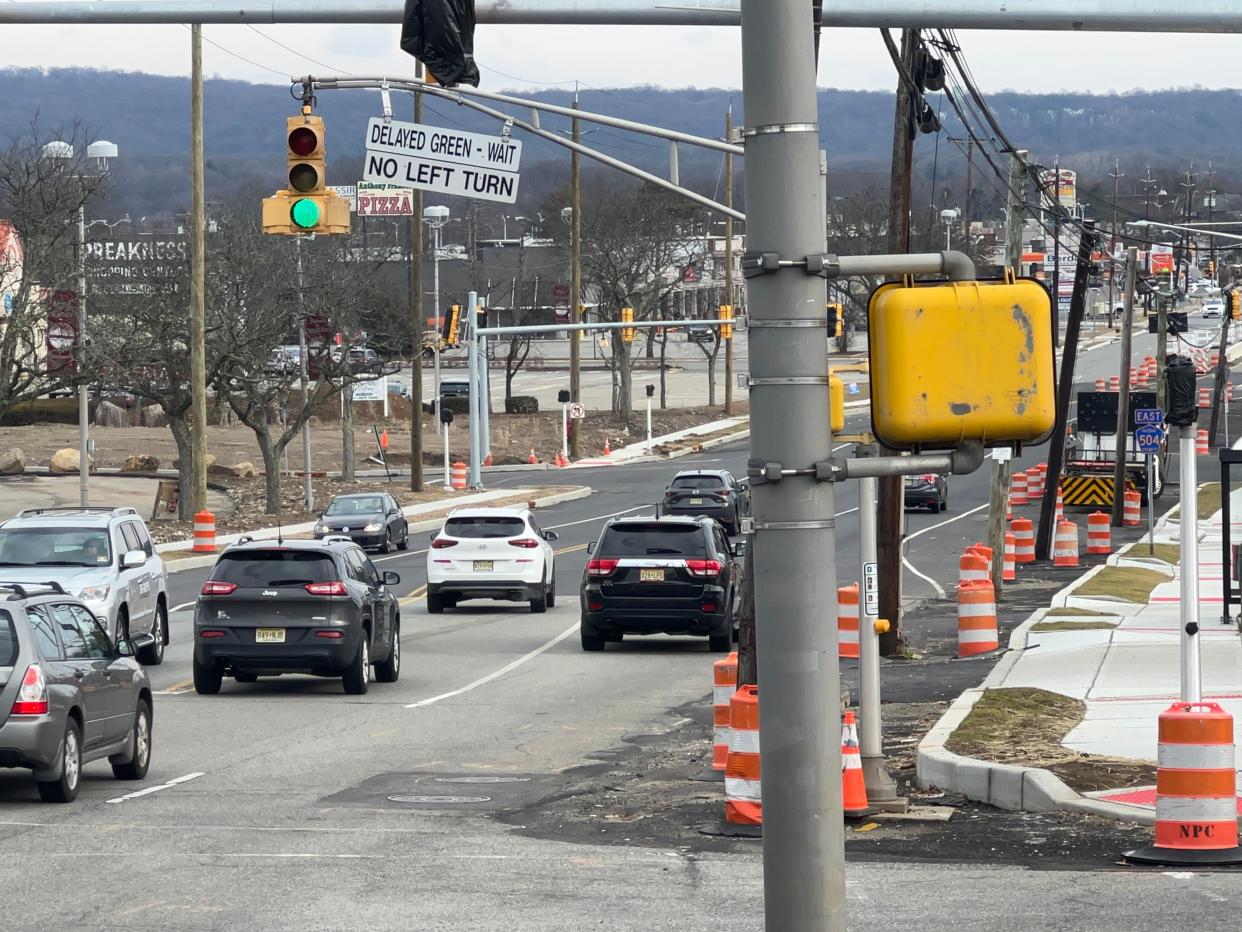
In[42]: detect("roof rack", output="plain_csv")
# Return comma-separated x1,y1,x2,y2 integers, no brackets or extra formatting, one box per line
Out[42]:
14,506,138,520
0,581,68,600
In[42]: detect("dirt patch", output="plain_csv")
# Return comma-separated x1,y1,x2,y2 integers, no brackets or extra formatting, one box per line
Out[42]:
946,687,1154,793
1072,565,1168,603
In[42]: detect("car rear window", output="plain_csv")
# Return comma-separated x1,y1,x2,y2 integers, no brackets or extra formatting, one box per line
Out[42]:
445,516,526,538
0,610,17,666
211,551,337,587
671,475,725,489
600,524,707,556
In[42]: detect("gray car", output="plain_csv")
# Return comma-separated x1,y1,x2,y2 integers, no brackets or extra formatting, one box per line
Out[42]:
0,582,155,802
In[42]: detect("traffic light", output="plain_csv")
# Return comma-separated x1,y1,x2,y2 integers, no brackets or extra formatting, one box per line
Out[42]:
262,108,350,235
827,302,844,338
1232,292,1241,321
444,305,462,346
476,303,487,335
720,304,734,341
620,307,635,343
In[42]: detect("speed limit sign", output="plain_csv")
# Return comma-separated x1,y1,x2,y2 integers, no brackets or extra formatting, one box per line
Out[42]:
569,403,586,419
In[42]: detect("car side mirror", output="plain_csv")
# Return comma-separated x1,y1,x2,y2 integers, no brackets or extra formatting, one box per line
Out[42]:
544,530,559,542
586,541,596,554
120,632,155,657
115,637,134,657
122,549,148,569
383,571,401,587
732,540,749,558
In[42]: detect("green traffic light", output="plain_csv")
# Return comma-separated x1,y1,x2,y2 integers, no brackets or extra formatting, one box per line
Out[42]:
290,198,320,229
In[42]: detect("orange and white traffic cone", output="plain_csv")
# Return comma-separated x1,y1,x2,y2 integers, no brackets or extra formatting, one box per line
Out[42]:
837,584,860,660
710,652,738,774
1125,702,1242,866
528,449,538,465
483,452,493,467
1002,532,1016,582
841,711,871,818
1053,520,1079,567
724,685,762,830
603,437,611,456
1086,511,1111,555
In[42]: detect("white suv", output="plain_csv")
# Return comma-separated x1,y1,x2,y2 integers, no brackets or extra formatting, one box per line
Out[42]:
0,506,168,665
426,508,558,614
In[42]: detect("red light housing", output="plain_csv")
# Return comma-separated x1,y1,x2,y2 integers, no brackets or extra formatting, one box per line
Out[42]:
199,630,226,639
288,126,318,157
431,537,458,549
586,558,619,577
700,601,718,613
314,630,345,639
509,537,540,548
718,489,732,497
305,581,347,596
11,664,47,716
201,580,237,596
685,559,723,577
587,599,604,612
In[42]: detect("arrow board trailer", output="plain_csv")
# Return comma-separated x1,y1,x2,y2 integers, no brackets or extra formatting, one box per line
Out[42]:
364,117,521,205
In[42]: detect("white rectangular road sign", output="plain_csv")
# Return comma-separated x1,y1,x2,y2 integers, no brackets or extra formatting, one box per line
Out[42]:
364,118,521,205
352,376,387,402
862,561,879,616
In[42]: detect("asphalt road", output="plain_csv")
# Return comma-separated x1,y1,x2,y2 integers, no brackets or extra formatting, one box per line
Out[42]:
2,328,1239,929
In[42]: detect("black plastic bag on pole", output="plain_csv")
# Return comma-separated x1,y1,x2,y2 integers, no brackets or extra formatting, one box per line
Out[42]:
400,0,481,88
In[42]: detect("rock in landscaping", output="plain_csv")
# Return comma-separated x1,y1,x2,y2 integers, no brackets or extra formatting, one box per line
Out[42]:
121,454,160,473
208,461,255,479
173,453,216,470
49,448,91,475
230,461,256,478
139,405,167,428
0,448,26,476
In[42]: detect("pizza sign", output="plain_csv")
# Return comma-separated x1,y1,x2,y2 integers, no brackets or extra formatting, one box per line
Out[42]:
357,183,414,217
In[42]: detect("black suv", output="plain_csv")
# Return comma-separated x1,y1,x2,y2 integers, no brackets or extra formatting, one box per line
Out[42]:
580,516,741,653
662,469,747,534
193,538,402,695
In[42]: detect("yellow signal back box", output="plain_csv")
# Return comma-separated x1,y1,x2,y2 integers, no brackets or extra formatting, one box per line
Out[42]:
867,279,1055,449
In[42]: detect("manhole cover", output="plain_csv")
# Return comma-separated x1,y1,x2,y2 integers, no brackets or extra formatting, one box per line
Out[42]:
387,794,491,804
433,776,531,785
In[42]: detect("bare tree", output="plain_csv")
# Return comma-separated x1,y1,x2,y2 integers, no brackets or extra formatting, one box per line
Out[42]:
825,189,891,353
0,125,108,422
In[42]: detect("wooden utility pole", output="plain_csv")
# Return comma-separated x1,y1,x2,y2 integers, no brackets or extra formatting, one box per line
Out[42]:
1111,248,1137,527
569,97,583,459
985,149,1028,590
1036,222,1097,559
1108,160,1123,327
1208,288,1233,448
724,108,735,416
189,24,207,515
962,138,973,242
409,74,425,491
878,28,917,655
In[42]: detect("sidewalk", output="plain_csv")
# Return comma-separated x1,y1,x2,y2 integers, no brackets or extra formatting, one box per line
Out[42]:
918,481,1242,824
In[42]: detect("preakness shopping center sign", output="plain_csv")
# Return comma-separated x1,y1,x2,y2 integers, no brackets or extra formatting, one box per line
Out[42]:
363,118,522,205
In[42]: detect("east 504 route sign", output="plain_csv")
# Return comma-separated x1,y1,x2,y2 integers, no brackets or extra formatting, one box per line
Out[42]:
363,118,522,205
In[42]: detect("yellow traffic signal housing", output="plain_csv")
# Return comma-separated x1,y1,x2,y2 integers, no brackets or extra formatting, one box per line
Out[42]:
720,304,734,340
262,109,350,235
867,278,1055,449
445,305,462,346
827,302,844,338
621,307,635,343
1231,292,1241,321
828,372,845,433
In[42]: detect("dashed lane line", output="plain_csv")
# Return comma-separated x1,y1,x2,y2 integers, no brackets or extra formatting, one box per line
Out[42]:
106,771,205,804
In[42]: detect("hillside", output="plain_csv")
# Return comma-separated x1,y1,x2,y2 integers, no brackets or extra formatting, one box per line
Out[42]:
3,67,1242,218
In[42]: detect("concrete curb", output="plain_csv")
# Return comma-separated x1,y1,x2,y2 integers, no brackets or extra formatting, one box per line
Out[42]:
161,486,593,576
916,607,1155,823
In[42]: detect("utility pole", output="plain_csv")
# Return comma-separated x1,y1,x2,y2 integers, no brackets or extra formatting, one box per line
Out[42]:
961,137,973,242
1051,155,1062,347
1108,160,1123,324
1206,162,1217,286
986,148,1028,589
1208,287,1232,448
409,77,425,492
1180,164,1196,294
878,27,917,656
1142,166,1157,315
740,0,844,925
569,95,583,459
724,107,735,416
189,23,208,515
1036,221,1097,559
1110,248,1137,527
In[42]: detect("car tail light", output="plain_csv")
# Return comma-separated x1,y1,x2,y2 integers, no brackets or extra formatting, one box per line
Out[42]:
199,630,226,639
305,581,348,596
685,559,723,577
586,558,619,577
700,601,718,613
314,630,345,639
509,537,540,548
718,488,732,497
587,599,604,612
11,664,48,716
431,537,458,549
201,580,237,596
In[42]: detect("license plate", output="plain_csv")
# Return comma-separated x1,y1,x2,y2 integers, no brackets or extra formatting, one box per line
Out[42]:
474,560,494,572
688,498,703,505
255,628,285,644
640,568,664,582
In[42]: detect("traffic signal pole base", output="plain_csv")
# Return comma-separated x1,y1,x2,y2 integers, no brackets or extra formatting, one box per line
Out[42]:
860,755,907,813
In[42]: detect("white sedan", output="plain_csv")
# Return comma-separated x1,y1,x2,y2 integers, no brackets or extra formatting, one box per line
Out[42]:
1203,301,1225,319
426,507,558,614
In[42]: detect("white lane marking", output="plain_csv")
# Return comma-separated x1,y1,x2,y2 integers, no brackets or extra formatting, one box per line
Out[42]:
832,443,853,452
106,771,204,804
901,502,990,599
835,506,859,519
545,506,647,531
405,622,578,709
170,601,194,614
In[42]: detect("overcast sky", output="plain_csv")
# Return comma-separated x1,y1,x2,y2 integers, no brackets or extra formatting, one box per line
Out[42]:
2,23,1241,94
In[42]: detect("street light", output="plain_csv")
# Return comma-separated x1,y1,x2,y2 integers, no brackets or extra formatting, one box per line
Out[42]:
41,138,119,508
422,204,450,487
940,207,960,251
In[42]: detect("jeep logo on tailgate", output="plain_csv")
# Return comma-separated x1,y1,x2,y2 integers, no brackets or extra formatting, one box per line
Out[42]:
262,590,278,597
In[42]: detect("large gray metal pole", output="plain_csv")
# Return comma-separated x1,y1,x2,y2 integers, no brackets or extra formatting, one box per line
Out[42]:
467,290,481,488
1178,426,1202,702
409,79,424,492
569,100,582,460
190,23,208,515
858,469,900,806
295,236,313,512
740,1,844,927
480,332,491,461
77,203,89,506
1110,249,1137,527
10,0,1242,30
